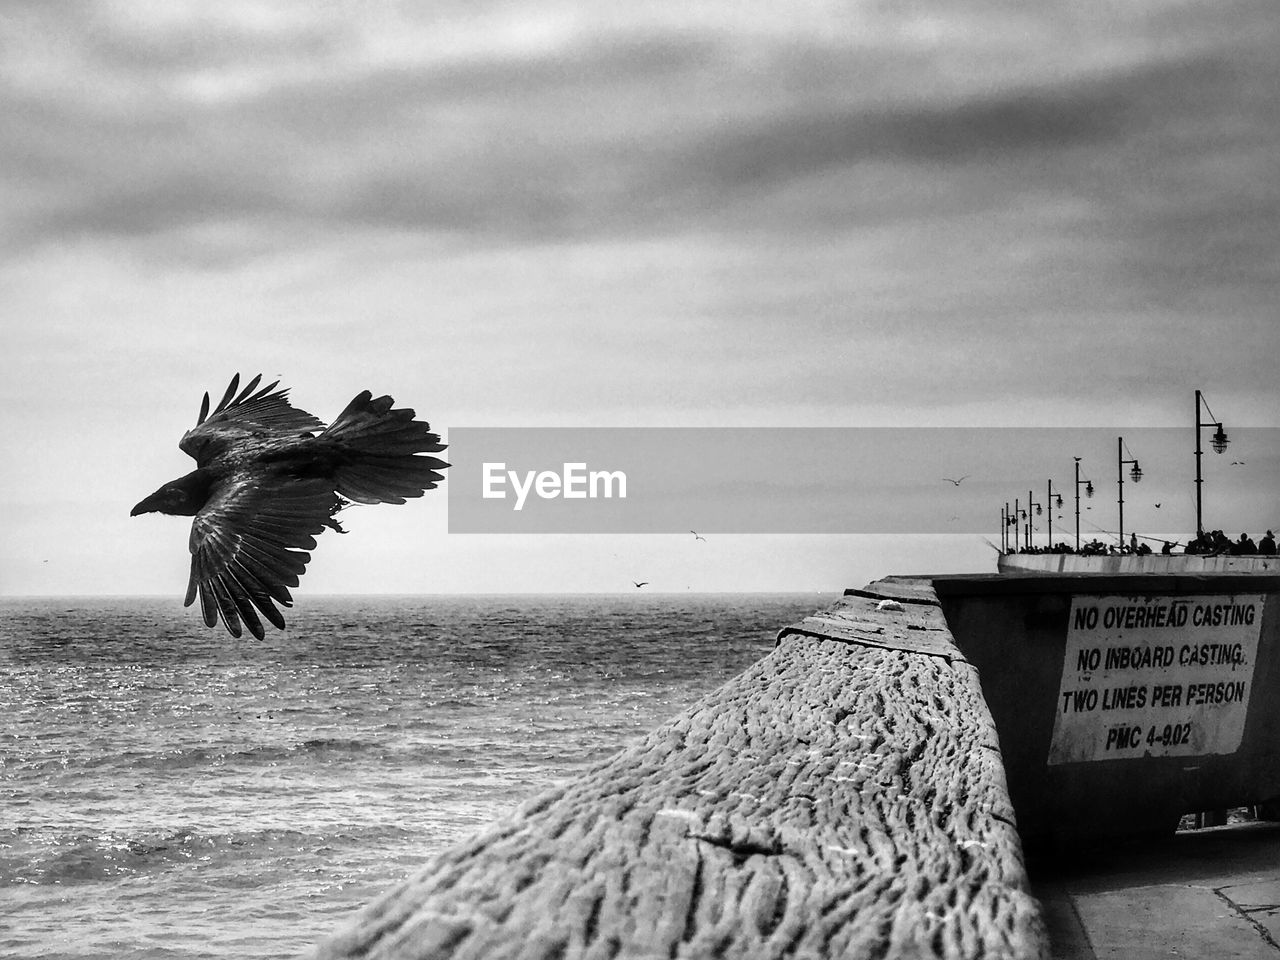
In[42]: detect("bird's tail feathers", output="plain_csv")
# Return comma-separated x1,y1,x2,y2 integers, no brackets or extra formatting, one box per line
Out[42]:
321,391,449,505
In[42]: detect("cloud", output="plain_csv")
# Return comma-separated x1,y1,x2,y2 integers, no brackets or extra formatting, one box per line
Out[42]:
4,1,1277,256
3,2,1278,415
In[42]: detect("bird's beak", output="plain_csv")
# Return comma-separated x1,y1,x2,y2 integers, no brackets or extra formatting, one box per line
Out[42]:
131,495,157,516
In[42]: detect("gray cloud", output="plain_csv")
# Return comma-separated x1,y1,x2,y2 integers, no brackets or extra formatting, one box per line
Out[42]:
3,0,1279,370
0,30,722,241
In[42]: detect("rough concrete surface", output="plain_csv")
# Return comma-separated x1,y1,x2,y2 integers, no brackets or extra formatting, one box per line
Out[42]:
310,583,1046,960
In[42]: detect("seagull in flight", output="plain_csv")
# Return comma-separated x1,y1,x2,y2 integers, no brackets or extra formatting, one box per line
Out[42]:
1231,461,1246,466
942,476,970,486
691,530,706,542
633,581,649,588
131,374,448,639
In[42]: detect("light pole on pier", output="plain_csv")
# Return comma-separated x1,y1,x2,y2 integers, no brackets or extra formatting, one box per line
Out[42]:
1073,458,1094,551
1117,437,1142,551
1026,490,1043,550
1194,389,1229,539
1046,479,1064,550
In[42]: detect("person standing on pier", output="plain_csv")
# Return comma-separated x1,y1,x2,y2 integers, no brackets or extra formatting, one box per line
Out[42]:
1232,533,1258,555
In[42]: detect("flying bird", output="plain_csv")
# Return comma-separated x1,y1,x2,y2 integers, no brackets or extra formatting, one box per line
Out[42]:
1231,461,1246,466
1154,503,1161,509
942,476,970,486
633,581,649,588
691,530,706,541
131,374,448,639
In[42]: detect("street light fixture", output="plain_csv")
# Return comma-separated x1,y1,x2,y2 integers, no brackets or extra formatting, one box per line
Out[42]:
1047,479,1065,550
1026,490,1043,550
1117,437,1142,551
1003,501,1021,553
1194,389,1229,537
1073,458,1094,551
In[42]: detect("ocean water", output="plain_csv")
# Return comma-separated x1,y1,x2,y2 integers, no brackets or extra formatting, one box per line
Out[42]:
0,593,827,959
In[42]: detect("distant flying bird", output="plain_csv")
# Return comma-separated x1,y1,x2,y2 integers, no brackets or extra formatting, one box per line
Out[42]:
1231,461,1246,466
1154,503,1161,509
633,581,649,588
131,374,448,639
942,476,970,486
691,530,706,541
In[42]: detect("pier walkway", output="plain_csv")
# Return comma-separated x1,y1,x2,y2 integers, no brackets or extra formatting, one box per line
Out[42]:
1032,820,1280,958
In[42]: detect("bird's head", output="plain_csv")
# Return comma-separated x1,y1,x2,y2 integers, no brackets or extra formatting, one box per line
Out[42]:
131,473,208,517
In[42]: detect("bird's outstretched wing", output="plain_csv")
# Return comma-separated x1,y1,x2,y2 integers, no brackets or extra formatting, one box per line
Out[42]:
179,374,327,466
186,474,342,639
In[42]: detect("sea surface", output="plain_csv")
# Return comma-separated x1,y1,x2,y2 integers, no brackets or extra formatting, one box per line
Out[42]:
0,593,827,960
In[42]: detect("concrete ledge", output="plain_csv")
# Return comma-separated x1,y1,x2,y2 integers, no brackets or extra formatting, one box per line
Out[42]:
310,579,1047,960
999,554,1280,575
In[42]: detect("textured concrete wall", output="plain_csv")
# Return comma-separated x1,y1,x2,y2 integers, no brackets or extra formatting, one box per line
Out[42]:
310,579,1047,960
936,572,1280,847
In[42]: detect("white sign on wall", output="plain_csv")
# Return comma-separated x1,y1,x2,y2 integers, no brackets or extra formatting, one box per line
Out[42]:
1048,594,1264,764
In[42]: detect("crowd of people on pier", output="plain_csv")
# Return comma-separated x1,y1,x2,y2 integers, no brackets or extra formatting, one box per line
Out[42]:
1186,529,1277,555
1013,540,1115,556
1011,528,1277,557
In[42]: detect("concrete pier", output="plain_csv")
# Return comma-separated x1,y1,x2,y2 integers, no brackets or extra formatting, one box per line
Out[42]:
310,579,1046,959
998,553,1280,575
309,570,1280,959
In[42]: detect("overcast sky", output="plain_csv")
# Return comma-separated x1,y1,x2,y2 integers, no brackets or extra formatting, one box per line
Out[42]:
3,0,1278,597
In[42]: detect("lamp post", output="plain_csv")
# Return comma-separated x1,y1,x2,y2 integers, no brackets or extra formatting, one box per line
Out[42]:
1073,457,1094,551
1117,437,1142,551
1026,489,1043,551
1194,389,1229,538
1001,504,1008,553
1046,479,1064,550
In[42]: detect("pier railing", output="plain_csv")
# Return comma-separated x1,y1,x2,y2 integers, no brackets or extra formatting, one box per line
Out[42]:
311,578,1048,960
